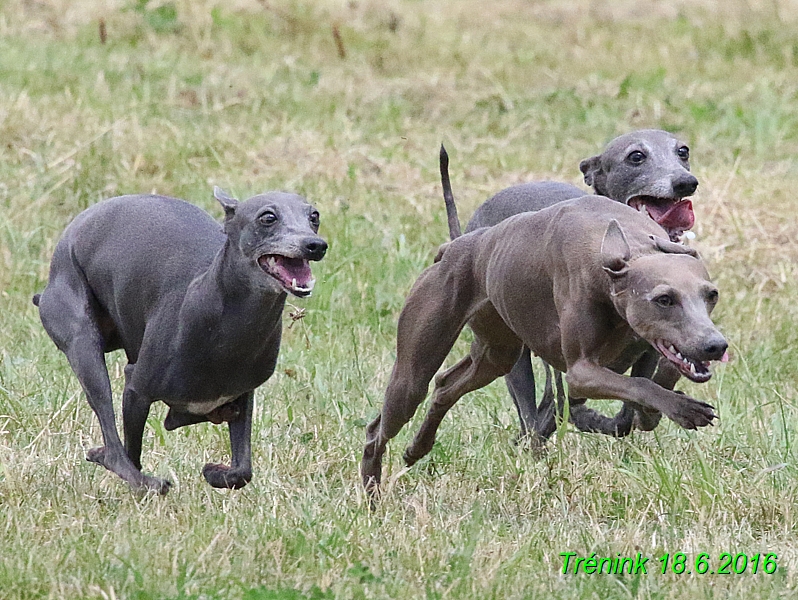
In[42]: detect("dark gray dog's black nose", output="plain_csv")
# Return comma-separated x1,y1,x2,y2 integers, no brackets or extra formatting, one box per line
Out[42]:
303,237,328,261
702,337,728,361
672,174,698,197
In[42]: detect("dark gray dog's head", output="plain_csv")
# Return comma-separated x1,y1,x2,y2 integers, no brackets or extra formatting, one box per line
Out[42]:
580,130,698,242
215,187,327,298
600,219,727,383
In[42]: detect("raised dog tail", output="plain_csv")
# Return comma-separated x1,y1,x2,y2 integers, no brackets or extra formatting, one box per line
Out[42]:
32,293,41,306
440,144,462,240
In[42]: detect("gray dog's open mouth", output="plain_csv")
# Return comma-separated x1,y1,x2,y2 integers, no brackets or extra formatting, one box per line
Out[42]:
258,255,315,297
628,196,695,242
653,339,728,383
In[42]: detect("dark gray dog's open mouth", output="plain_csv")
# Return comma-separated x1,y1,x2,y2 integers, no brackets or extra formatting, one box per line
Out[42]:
628,196,695,242
653,339,728,383
258,255,315,297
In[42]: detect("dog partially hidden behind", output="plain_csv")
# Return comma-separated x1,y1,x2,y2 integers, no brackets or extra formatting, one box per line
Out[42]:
34,187,327,494
362,195,727,497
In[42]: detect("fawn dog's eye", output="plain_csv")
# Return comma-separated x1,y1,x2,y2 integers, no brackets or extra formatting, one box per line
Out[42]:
654,294,675,307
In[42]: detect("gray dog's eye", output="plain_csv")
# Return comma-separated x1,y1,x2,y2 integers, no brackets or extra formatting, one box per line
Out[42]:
677,146,690,160
260,212,277,225
309,211,320,227
627,150,646,164
706,289,719,303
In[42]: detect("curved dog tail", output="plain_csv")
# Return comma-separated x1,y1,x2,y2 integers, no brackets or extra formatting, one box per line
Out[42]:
32,293,41,306
440,144,462,240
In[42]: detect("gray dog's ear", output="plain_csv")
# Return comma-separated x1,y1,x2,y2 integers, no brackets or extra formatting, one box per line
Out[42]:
213,186,238,218
601,219,631,279
433,241,451,263
650,235,699,258
579,155,602,187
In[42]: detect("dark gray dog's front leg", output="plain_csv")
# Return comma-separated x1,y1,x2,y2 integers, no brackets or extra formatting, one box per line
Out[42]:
202,391,253,489
121,364,153,471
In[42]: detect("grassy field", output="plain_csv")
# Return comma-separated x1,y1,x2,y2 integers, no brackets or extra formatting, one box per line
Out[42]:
2,0,798,597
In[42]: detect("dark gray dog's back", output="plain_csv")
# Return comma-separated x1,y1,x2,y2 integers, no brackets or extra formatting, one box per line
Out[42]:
50,195,224,359
465,182,584,232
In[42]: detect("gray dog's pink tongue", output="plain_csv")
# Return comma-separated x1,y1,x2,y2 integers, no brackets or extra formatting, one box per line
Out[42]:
274,257,312,288
653,199,695,231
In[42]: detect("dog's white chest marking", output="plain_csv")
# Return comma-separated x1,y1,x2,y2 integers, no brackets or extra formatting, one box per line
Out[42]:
184,395,237,415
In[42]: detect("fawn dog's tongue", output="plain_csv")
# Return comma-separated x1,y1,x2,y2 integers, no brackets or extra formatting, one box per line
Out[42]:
258,255,315,297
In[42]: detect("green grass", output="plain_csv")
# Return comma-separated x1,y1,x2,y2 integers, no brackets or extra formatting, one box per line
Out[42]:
2,0,798,597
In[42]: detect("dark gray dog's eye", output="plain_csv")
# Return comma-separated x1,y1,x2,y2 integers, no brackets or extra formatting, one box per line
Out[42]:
260,212,277,225
677,146,690,160
627,151,646,164
309,211,320,227
654,294,674,307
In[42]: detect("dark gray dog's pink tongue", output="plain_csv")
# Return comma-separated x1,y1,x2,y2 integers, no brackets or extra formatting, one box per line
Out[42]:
275,257,313,287
654,199,694,231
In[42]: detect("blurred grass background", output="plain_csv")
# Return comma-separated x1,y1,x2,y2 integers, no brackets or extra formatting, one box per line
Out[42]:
1,0,798,597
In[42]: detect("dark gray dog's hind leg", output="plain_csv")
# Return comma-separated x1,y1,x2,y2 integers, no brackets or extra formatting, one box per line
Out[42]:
568,400,636,437
163,399,243,431
531,363,567,440
163,410,210,431
504,347,538,440
202,391,253,489
38,280,170,494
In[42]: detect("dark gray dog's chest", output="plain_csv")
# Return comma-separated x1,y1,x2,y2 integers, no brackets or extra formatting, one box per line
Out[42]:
132,315,283,409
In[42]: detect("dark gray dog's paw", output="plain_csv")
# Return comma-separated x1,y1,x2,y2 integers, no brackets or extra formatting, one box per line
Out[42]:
202,463,252,489
86,446,172,495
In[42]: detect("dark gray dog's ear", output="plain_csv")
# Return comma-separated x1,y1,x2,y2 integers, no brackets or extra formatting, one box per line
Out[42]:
650,235,699,258
433,241,451,263
601,219,631,279
579,155,602,187
213,186,238,218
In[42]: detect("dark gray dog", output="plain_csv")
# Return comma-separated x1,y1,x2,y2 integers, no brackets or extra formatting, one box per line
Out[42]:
362,196,727,497
441,129,698,442
34,188,327,494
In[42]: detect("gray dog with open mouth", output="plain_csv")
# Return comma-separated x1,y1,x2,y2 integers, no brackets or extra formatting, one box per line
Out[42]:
34,187,327,494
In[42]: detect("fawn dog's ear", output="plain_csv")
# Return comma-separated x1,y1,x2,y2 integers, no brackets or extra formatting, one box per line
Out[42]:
601,219,631,280
650,234,698,258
